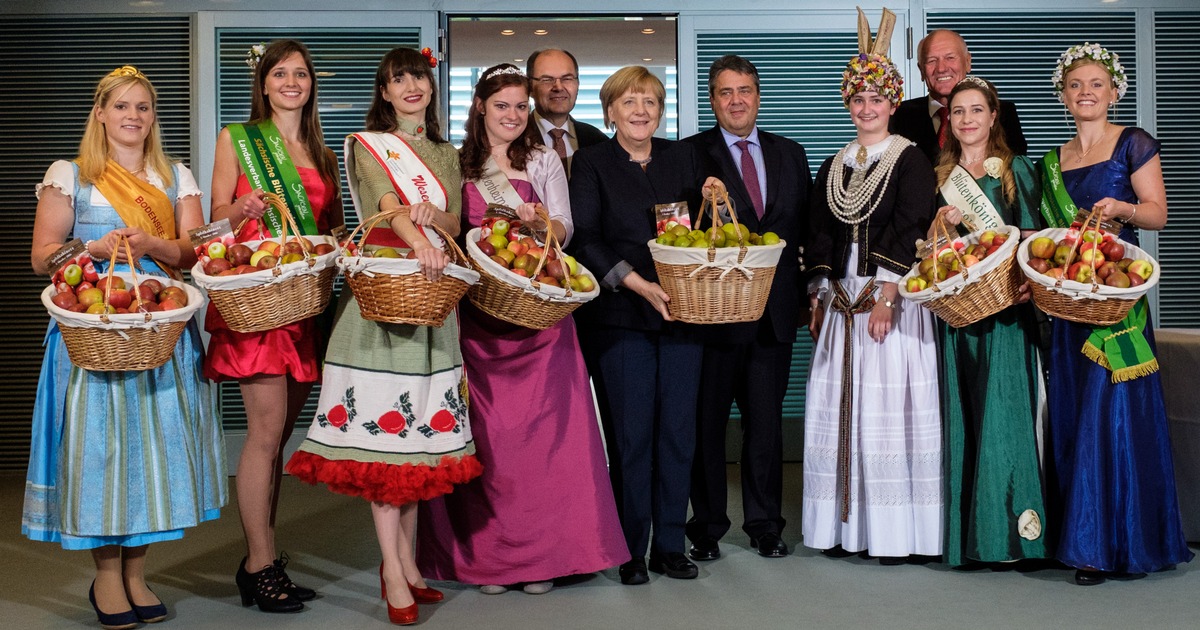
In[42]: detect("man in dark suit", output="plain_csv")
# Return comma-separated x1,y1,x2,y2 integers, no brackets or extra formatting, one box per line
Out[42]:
682,55,810,561
527,48,608,177
891,29,1027,164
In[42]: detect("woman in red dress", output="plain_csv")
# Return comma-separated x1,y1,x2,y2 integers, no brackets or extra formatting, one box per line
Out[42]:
205,39,343,613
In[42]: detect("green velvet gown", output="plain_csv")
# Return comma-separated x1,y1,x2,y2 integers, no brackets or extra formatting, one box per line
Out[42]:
940,155,1048,566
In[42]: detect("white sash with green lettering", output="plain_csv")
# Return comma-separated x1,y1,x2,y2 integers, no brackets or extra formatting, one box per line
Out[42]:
471,156,526,210
345,131,449,246
940,165,1005,232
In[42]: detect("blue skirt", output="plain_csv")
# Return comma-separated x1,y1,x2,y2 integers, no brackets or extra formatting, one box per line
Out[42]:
1046,314,1193,573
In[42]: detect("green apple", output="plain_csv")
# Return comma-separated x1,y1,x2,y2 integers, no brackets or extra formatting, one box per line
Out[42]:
492,219,509,237
207,241,227,259
761,232,781,245
62,263,83,286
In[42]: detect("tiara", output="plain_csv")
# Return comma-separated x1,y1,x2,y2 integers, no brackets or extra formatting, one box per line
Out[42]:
485,66,524,81
420,47,438,69
107,65,146,79
958,75,990,91
1052,42,1128,100
245,44,266,71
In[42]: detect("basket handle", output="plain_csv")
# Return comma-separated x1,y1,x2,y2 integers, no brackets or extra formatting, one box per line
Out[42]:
1056,205,1104,293
525,206,573,296
928,219,968,292
701,186,751,266
102,235,151,323
342,206,468,268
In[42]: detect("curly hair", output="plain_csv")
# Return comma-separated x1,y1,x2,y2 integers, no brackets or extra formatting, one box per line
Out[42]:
459,64,542,181
933,77,1016,205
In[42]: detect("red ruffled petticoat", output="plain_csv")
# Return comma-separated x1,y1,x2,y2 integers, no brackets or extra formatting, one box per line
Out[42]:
286,451,483,505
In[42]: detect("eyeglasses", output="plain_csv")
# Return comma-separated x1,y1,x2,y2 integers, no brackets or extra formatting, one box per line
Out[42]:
534,75,579,86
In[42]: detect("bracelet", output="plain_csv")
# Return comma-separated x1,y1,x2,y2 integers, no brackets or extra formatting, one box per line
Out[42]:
1127,203,1138,225
881,297,896,309
84,240,95,257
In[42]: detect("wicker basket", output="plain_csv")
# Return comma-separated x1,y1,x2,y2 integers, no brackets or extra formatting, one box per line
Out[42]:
1018,226,1159,326
43,238,204,371
900,224,1023,328
339,208,478,327
192,195,338,333
464,207,599,330
648,190,783,324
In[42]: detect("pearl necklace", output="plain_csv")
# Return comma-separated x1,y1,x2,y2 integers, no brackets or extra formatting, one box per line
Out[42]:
629,156,652,166
826,137,907,226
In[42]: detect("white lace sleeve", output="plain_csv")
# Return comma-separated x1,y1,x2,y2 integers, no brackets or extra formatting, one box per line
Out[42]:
35,160,77,206
173,163,203,199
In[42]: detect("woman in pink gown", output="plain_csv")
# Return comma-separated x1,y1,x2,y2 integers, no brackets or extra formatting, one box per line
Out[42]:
418,63,628,595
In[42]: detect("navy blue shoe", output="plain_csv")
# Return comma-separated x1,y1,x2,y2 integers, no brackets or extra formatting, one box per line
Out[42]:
89,581,138,630
131,588,168,623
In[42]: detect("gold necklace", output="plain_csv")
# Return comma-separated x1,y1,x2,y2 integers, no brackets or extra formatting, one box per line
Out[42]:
1074,124,1112,163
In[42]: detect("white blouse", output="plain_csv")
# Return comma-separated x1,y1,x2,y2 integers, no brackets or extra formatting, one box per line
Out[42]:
36,159,202,207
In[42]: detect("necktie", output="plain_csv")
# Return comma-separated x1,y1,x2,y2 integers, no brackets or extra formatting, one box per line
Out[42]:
549,128,568,159
937,107,950,149
735,140,765,219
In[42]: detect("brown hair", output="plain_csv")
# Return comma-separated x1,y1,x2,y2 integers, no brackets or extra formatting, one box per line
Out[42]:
365,47,445,143
249,40,339,192
598,66,666,129
78,67,173,187
459,64,543,181
934,77,1017,205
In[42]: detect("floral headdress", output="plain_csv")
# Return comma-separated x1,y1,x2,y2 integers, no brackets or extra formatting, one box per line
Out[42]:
245,44,266,71
1052,42,1127,101
420,47,438,69
841,7,903,107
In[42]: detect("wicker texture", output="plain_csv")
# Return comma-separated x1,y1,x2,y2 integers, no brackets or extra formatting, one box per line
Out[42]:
58,321,188,371
340,208,473,327
901,225,1023,328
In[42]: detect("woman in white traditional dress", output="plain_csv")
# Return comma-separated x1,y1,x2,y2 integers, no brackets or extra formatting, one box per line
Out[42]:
802,45,942,563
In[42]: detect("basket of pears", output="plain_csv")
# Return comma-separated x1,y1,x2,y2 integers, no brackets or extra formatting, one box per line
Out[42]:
900,221,1022,328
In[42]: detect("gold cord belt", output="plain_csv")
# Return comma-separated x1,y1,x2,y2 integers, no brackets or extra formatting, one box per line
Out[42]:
828,278,877,522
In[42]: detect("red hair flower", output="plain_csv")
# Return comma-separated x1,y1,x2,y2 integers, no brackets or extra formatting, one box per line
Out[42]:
420,47,437,68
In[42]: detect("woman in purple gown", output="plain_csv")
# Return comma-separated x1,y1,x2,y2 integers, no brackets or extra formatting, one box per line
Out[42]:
1041,43,1192,586
418,64,629,595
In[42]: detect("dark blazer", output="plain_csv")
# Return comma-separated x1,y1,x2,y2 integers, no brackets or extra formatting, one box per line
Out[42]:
569,136,704,332
807,143,937,282
683,126,811,344
573,117,609,149
891,96,1027,165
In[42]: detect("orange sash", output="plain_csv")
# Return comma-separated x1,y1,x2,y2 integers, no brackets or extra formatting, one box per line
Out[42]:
91,160,179,275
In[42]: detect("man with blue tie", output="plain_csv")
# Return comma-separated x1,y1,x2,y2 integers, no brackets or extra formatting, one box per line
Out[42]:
683,55,811,561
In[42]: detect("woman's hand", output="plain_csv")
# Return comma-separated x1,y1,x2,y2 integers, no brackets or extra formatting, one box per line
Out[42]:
623,272,673,321
235,189,267,220
867,283,899,343
514,202,547,232
87,230,133,263
1015,281,1032,304
927,205,962,240
407,202,442,227
411,241,449,283
808,294,824,342
1091,197,1135,224
116,227,157,262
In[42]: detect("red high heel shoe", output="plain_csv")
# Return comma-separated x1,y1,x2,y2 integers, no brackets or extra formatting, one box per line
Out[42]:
387,599,419,626
379,563,444,604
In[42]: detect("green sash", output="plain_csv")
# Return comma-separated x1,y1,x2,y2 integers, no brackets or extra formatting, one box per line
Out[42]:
1038,149,1076,228
227,120,319,236
1041,151,1157,381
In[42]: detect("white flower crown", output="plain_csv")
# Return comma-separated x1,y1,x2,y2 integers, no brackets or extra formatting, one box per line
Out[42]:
1052,42,1128,101
245,44,266,71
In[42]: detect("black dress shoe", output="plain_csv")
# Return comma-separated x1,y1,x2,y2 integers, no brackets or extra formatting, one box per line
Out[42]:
648,552,698,579
619,558,649,585
820,545,856,559
750,533,789,558
1074,569,1107,586
688,538,721,561
878,556,908,566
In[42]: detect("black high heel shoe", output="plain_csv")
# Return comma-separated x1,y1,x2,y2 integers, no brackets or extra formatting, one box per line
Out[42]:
274,552,316,601
88,581,138,630
235,557,305,613
129,587,168,623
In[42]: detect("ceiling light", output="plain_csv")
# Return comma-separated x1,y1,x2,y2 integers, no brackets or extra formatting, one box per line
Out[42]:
643,58,653,62
642,28,656,35
534,29,548,36
514,58,524,63
501,29,515,36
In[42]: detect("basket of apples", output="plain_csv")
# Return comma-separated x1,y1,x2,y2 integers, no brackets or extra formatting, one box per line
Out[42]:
191,193,339,333
1017,209,1159,326
464,205,599,330
899,223,1022,328
337,207,478,327
42,236,204,371
648,189,784,324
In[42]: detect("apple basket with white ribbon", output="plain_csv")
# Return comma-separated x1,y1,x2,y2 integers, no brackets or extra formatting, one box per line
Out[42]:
648,188,784,324
899,223,1022,328
1017,209,1159,326
43,236,205,371
464,206,599,330
337,207,478,327
191,192,338,333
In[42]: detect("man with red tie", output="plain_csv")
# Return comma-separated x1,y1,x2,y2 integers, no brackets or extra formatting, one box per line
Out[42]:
683,55,810,561
891,29,1027,164
527,48,609,177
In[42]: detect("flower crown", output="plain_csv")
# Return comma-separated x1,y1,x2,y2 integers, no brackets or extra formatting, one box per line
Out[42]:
245,44,266,71
107,65,146,79
484,65,524,81
420,47,438,69
841,53,903,107
1052,42,1127,101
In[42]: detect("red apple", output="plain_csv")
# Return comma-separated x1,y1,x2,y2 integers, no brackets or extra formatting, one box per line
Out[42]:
476,239,496,257
51,291,78,309
1028,237,1056,259
1096,261,1118,281
257,241,281,255
1127,260,1153,281
205,258,233,275
96,276,126,292
1105,271,1132,288
228,243,254,266
1127,272,1146,287
157,286,188,307
1100,240,1125,261
1027,258,1050,274
77,287,104,307
313,243,335,256
107,289,132,310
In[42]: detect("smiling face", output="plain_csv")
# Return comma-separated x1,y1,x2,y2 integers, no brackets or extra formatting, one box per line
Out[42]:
530,50,579,125
949,88,996,151
480,85,530,148
263,51,312,113
607,88,661,145
1062,62,1116,122
95,82,154,151
848,90,895,139
920,31,971,104
710,69,760,138
382,71,433,125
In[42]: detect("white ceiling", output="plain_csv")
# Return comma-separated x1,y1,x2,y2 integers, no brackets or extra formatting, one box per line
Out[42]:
448,16,678,68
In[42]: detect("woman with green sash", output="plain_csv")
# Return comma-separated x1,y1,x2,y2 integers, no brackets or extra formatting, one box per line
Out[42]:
930,76,1047,567
26,66,225,629
206,39,343,612
1041,43,1191,585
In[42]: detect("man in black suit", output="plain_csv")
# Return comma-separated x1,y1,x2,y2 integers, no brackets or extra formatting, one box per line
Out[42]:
527,48,608,177
891,29,1027,164
682,55,810,561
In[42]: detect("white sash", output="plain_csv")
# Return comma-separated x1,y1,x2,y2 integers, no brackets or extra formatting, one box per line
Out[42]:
940,165,1006,232
345,131,450,247
471,156,527,209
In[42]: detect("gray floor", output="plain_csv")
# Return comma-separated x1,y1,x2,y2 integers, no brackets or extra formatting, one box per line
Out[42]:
2,466,1197,629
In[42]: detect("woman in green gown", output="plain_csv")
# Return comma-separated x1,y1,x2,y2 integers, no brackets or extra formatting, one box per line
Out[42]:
929,76,1047,566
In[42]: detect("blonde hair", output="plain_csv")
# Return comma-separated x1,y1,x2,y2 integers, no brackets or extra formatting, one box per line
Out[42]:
933,77,1017,205
77,67,173,187
599,66,666,129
